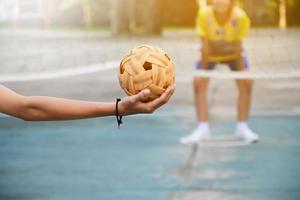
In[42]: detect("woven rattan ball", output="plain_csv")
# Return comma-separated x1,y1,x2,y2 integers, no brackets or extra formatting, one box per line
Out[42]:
118,45,175,101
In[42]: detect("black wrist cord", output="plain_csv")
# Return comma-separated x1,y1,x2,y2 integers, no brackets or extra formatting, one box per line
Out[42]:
115,98,123,128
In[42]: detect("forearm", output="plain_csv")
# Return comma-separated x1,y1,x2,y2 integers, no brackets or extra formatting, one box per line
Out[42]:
201,38,209,69
22,96,115,121
0,84,175,122
201,54,209,69
201,38,234,65
205,41,244,67
235,41,244,71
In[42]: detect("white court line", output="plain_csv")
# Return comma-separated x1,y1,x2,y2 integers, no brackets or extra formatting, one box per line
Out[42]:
197,136,251,148
180,137,251,148
0,61,119,83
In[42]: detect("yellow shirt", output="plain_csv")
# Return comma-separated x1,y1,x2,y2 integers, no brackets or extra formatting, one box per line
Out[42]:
196,6,250,41
196,6,250,61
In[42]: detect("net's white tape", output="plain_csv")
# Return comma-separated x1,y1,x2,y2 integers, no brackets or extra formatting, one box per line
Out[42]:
194,69,300,80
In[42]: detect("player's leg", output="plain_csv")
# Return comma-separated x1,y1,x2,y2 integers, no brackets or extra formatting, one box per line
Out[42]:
180,62,214,144
230,59,259,142
194,77,210,122
235,79,258,142
236,79,252,122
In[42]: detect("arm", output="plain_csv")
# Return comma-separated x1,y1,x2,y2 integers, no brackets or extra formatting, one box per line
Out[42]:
201,37,210,70
0,84,175,121
234,9,250,70
197,9,210,70
205,41,244,64
234,40,244,71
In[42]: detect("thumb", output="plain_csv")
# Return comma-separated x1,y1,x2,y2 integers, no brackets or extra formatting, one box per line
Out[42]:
132,89,151,103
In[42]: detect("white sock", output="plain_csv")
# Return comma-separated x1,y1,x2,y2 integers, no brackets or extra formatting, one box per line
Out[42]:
237,121,249,130
197,122,209,131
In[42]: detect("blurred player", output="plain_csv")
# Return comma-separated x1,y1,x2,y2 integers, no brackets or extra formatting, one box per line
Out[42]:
181,0,259,144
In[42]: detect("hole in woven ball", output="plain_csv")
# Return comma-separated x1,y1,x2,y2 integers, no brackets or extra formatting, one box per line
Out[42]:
143,62,152,71
165,54,171,61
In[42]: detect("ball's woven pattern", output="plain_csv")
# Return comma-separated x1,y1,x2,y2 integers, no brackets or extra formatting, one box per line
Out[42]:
119,45,175,101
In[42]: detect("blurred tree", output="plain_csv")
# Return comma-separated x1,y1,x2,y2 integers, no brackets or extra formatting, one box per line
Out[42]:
110,0,131,35
44,0,55,28
286,0,300,26
242,0,278,26
58,0,300,30
60,0,109,28
111,0,161,35
136,0,161,34
242,0,299,28
160,0,198,27
279,0,287,29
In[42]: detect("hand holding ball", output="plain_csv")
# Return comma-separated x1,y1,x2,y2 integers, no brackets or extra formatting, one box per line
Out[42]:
118,45,175,101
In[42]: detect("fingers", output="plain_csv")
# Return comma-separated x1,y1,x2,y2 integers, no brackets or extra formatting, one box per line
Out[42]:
131,89,151,103
161,84,175,102
148,84,175,110
118,89,150,116
121,85,175,115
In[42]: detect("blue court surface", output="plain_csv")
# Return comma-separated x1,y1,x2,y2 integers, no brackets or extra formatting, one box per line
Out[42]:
0,114,300,200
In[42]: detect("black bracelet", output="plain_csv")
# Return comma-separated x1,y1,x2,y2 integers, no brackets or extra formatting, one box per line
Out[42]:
115,98,123,128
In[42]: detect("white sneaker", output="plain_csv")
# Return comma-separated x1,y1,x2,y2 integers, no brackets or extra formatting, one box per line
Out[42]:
180,127,211,145
235,127,259,143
